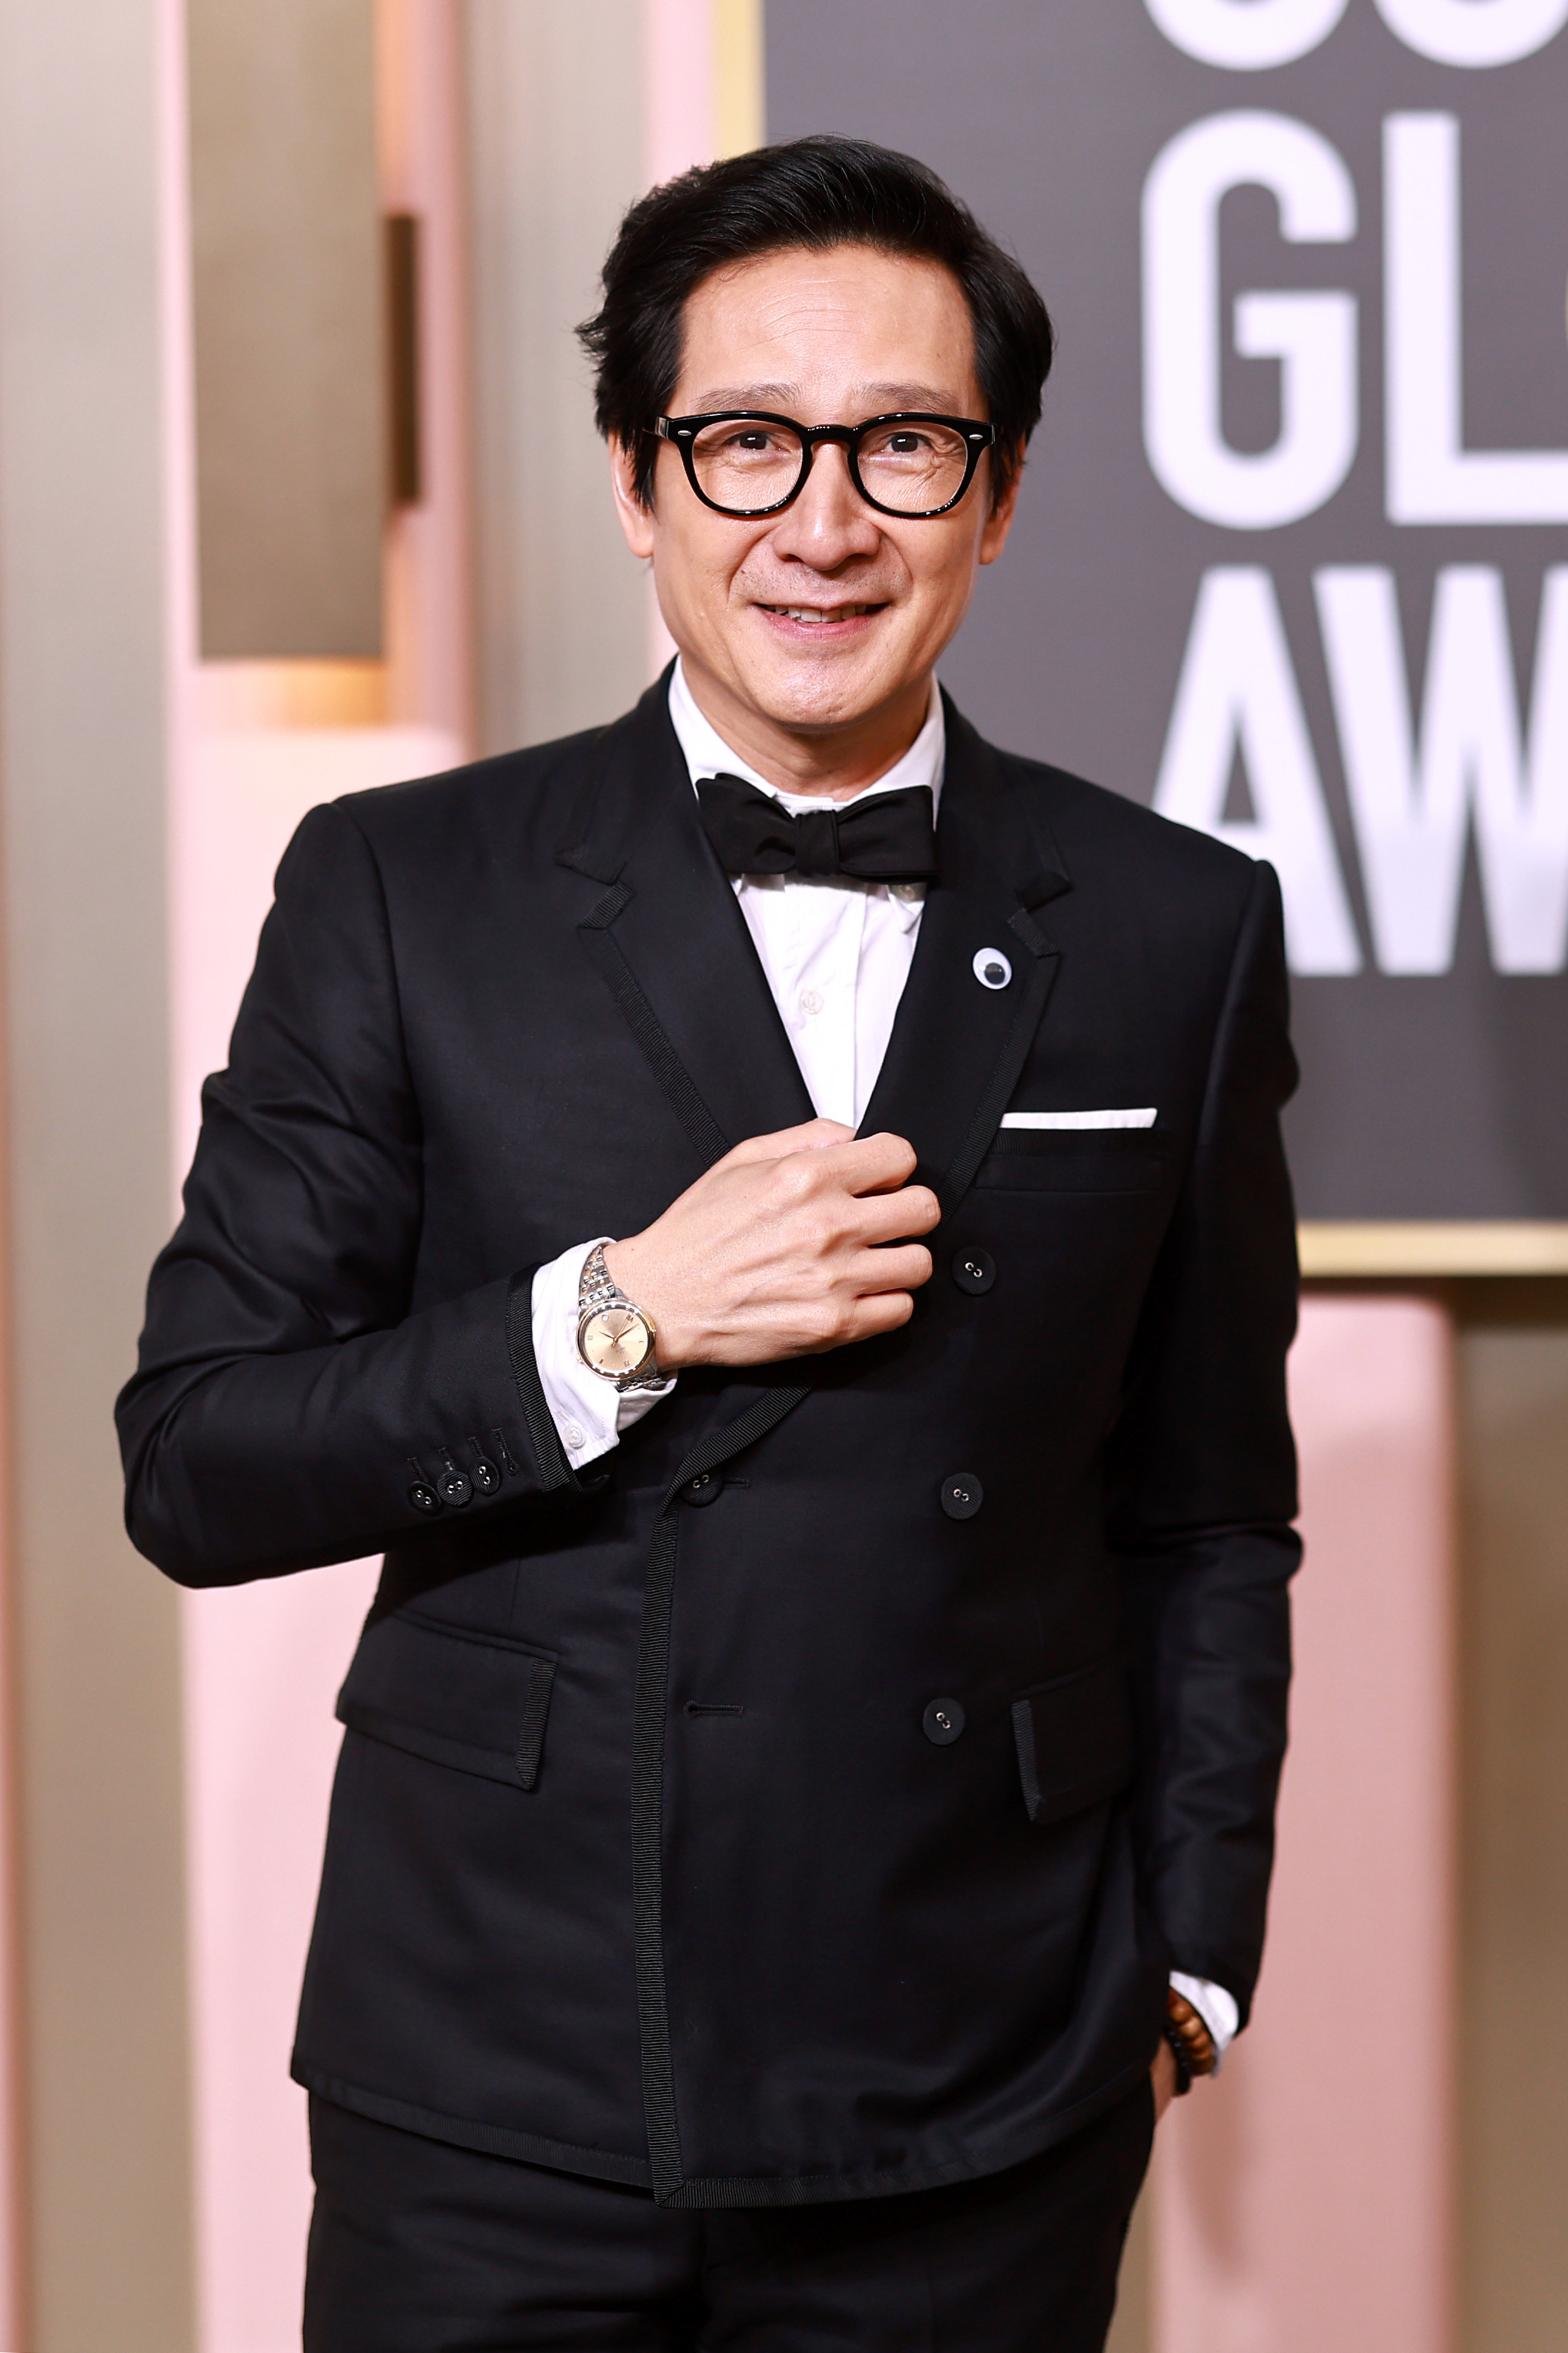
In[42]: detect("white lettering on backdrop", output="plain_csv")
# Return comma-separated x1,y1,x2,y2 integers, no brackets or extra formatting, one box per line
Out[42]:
1143,0,1350,69
1385,114,1568,523
1146,0,1568,69
1139,13,1568,976
1152,568,1363,974
1142,113,1359,529
1317,566,1568,972
1372,0,1568,68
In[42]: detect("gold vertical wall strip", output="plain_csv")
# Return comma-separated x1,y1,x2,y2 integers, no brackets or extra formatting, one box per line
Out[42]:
0,0,197,2347
386,211,423,506
1454,1301,1568,2350
714,0,764,157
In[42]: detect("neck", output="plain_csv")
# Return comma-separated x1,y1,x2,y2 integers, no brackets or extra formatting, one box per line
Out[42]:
678,661,932,803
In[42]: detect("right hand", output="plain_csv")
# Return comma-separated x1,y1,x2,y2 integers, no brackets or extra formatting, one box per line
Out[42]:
603,1119,939,1371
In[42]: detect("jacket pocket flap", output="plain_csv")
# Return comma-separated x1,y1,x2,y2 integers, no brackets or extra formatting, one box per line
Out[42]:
1010,1654,1135,1827
336,1611,557,1791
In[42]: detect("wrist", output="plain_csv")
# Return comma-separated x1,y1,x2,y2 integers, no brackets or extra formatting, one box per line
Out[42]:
602,1238,696,1371
1163,1988,1219,2095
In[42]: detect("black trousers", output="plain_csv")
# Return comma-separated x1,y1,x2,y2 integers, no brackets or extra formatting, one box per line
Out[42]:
303,2084,1153,2353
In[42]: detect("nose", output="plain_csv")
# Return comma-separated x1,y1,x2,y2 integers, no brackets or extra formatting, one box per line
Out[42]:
769,437,883,569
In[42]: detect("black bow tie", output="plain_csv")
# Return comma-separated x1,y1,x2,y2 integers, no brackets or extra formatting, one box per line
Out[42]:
696,773,938,884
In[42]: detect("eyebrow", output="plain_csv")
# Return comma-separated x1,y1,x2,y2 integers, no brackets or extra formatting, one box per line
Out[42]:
682,381,973,415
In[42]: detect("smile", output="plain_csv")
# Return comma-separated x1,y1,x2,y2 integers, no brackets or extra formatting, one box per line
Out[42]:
759,603,883,625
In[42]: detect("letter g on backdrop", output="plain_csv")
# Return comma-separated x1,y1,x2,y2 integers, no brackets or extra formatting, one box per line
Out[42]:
1146,0,1568,69
1142,112,1358,530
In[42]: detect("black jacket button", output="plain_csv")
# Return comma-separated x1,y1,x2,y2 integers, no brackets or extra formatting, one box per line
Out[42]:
923,1698,966,1745
469,1443,501,1494
682,1471,722,1507
940,1472,983,1521
438,1466,473,1508
408,1481,442,1516
951,1247,995,1295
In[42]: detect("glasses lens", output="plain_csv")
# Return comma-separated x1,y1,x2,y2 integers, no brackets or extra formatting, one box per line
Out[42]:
856,421,972,514
689,418,805,513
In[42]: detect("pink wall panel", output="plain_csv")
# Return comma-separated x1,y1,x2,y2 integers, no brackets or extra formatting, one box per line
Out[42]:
182,1567,379,2353
172,727,456,2353
1153,1295,1457,2353
643,0,714,189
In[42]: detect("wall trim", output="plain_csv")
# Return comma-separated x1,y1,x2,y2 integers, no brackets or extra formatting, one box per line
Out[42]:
1300,1224,1568,1278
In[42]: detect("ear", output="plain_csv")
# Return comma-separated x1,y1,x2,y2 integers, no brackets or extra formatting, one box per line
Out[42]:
610,438,656,559
978,451,1023,567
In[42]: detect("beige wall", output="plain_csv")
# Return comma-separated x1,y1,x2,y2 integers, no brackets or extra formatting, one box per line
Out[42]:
188,0,385,658
465,0,651,754
0,2,195,2348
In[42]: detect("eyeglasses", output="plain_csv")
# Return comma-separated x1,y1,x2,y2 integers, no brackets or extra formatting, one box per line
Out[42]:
655,411,998,520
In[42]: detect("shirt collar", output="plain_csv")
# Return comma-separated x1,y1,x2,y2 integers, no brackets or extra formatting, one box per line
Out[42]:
667,657,945,821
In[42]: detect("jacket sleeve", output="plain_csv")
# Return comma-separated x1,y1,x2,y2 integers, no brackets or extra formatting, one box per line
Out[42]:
1107,856,1302,2027
116,799,586,1589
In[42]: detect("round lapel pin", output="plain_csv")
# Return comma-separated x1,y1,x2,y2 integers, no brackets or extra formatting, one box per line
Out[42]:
973,948,1012,991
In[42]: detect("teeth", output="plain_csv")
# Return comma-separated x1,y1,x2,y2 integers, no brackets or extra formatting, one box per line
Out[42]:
770,604,872,624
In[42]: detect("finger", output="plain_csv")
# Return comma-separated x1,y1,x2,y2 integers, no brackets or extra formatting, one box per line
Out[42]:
845,1185,942,1246
835,1289,916,1345
835,1131,920,1195
846,1243,933,1295
721,1119,856,1170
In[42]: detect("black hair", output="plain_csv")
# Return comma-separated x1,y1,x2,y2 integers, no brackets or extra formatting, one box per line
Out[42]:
578,134,1054,509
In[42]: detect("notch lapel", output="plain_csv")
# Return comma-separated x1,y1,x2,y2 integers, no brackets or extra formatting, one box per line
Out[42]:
858,698,1072,1216
559,678,815,1167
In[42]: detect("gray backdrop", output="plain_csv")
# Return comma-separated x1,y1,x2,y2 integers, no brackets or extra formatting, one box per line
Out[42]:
768,0,1568,1218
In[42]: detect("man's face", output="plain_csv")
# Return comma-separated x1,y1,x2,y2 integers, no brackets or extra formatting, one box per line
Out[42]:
612,244,1019,762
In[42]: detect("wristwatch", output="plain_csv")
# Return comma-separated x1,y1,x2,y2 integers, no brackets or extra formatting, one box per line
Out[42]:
575,1243,662,1389
1163,1989,1219,2095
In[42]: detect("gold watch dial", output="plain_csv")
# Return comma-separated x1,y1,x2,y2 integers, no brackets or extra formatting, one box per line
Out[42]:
581,1305,653,1378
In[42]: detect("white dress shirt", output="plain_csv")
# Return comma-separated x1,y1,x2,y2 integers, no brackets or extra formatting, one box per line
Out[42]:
528,660,1237,2062
529,659,943,1468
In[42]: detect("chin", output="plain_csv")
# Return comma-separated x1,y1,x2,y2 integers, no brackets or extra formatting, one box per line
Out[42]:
744,649,900,733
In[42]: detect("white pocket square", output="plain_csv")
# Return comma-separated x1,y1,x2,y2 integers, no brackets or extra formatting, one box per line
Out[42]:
999,1109,1157,1131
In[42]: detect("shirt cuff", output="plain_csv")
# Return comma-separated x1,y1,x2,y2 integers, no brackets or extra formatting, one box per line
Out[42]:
531,1240,677,1471
1170,1971,1239,2069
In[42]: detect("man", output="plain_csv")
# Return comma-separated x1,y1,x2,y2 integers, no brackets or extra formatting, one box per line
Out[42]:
119,137,1299,2351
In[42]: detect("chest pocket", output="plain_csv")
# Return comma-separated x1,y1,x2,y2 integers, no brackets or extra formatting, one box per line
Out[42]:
975,1131,1171,1195
336,1609,556,1791
1011,1654,1135,1826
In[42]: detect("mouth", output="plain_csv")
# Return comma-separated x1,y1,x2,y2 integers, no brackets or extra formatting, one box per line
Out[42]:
757,601,885,628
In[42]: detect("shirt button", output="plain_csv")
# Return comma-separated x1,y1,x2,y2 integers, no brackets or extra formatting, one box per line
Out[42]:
940,1472,984,1521
798,988,825,1017
923,1698,966,1745
561,1420,586,1452
951,1247,996,1295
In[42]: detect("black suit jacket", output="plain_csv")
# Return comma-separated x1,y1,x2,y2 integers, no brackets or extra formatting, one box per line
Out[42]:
118,677,1300,2208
